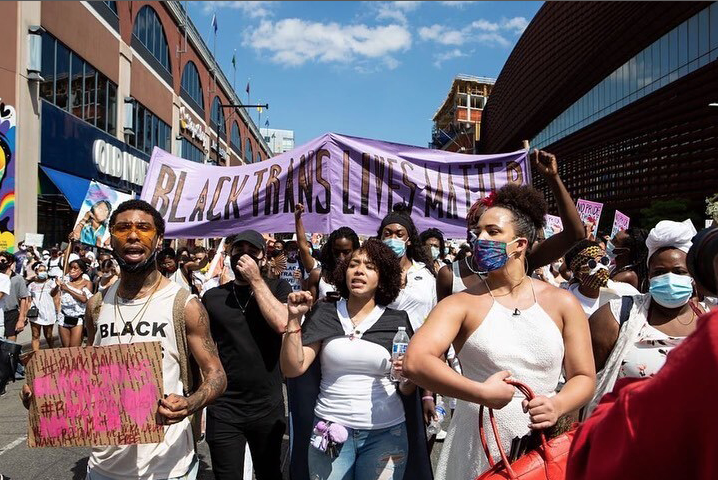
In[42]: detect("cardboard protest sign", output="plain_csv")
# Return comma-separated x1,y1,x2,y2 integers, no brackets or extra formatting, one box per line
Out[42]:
576,199,603,238
24,233,44,248
26,342,164,448
543,214,563,238
140,133,532,238
72,181,133,248
610,210,630,238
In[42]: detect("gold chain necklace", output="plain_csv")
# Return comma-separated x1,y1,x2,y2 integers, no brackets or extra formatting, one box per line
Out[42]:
113,277,162,344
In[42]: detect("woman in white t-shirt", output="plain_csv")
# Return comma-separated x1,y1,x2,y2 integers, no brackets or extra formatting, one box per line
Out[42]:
27,263,58,351
281,239,432,480
53,259,93,347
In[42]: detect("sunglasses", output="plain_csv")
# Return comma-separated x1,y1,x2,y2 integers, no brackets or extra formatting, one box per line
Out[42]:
110,222,157,242
585,256,610,270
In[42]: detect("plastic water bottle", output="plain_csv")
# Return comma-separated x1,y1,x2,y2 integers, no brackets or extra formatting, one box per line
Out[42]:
426,397,447,437
390,327,410,382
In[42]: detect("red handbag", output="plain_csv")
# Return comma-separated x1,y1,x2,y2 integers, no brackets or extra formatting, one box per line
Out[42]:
475,380,577,480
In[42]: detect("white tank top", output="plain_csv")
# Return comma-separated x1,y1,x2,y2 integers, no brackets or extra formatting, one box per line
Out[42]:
451,261,468,293
317,276,335,301
88,281,195,479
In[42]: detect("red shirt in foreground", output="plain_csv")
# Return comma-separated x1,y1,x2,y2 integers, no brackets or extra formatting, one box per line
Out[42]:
567,309,718,480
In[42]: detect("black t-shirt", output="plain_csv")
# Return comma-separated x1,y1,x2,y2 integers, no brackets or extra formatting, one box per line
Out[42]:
202,278,292,422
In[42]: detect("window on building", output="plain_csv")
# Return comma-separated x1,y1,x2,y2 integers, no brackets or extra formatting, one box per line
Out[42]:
180,61,204,111
256,152,261,163
181,138,204,163
231,122,241,153
245,139,253,164
210,97,226,136
39,32,117,135
132,5,171,74
103,1,117,14
127,101,170,155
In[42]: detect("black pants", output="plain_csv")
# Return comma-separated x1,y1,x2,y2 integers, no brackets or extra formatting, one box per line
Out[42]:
207,401,286,480
3,309,19,336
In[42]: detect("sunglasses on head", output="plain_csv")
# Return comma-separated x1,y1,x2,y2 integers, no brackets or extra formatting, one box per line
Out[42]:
585,256,610,269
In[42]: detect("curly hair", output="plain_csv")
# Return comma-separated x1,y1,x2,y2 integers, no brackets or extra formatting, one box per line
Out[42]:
319,227,360,283
420,228,446,260
491,184,547,243
333,238,402,306
377,203,436,276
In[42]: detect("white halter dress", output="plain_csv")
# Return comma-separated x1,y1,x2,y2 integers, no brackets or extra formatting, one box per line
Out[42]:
436,279,565,480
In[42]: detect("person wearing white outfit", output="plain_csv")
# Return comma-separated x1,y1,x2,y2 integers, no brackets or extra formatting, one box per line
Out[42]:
587,219,705,417
404,183,596,480
27,263,58,351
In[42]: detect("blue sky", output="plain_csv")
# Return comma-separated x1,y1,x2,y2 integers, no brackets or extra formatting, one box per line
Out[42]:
187,1,542,148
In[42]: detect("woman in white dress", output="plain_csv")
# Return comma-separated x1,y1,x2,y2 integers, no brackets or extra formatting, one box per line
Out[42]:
53,259,93,347
404,184,596,480
27,263,59,351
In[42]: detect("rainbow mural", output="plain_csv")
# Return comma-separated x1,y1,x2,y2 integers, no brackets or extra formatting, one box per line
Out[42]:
0,101,16,253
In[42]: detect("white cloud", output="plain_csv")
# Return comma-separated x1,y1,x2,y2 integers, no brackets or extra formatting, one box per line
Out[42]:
419,15,527,49
440,1,475,8
419,24,468,45
433,49,468,68
501,17,529,35
375,1,422,25
202,1,275,19
244,19,412,68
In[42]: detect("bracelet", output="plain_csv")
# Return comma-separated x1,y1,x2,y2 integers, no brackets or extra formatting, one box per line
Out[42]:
284,327,301,335
422,396,434,402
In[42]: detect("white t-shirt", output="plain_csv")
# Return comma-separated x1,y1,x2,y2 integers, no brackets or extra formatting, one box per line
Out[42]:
314,301,405,429
0,272,10,325
388,261,437,331
568,283,601,316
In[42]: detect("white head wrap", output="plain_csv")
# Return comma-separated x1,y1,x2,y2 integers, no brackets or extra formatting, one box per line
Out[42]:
646,219,697,265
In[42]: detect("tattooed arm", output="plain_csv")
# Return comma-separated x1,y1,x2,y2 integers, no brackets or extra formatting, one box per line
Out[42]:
158,298,227,423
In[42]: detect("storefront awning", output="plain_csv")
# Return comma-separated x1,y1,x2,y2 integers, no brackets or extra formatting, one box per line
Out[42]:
39,166,90,211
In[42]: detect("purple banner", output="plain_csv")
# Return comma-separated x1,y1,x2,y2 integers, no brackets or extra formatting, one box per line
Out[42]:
140,133,530,238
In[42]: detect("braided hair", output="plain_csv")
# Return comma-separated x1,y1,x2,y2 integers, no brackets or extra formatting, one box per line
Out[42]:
319,227,360,283
623,227,649,292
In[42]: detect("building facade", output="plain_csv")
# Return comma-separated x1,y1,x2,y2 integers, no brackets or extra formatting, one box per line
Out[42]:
263,128,295,155
480,2,718,226
430,74,494,153
0,1,271,248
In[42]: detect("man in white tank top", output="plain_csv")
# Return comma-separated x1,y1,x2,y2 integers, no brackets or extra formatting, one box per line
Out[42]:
21,200,227,480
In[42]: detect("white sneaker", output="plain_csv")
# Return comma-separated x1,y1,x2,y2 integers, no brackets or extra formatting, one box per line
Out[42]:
435,429,447,441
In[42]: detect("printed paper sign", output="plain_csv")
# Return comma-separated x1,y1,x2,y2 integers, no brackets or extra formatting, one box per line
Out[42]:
576,199,603,238
543,215,563,238
26,342,164,448
24,233,44,248
72,181,133,248
140,133,532,238
611,210,630,238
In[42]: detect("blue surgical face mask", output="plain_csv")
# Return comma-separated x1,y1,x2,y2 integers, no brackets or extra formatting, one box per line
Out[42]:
649,272,694,309
383,238,406,258
473,238,520,272
430,246,440,260
606,240,616,260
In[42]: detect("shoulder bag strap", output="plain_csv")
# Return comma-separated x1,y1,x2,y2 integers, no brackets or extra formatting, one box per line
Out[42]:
619,295,634,327
172,288,192,396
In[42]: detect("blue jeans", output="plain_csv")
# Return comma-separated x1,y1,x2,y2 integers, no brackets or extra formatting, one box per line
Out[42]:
308,419,408,480
86,454,199,480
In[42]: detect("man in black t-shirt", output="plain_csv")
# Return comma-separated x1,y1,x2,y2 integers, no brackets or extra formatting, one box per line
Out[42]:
202,230,291,480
